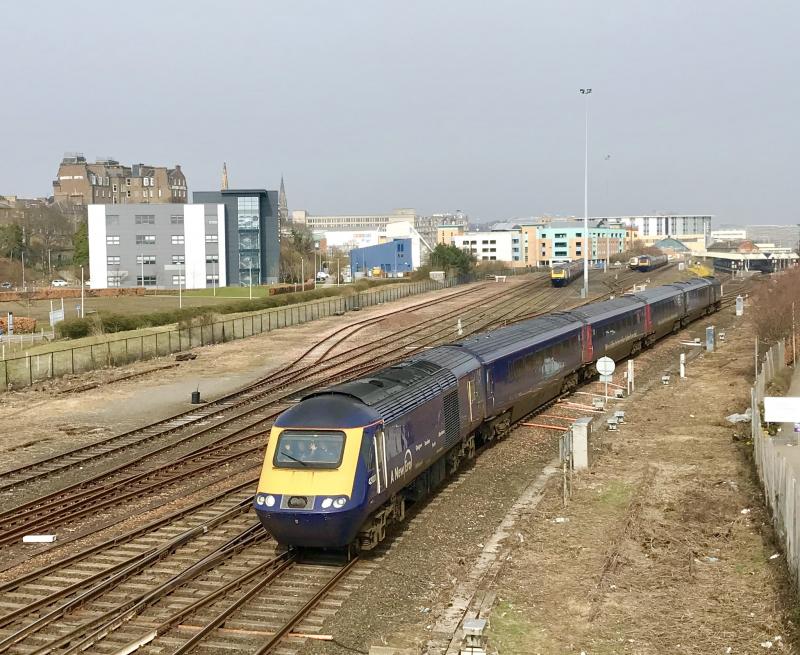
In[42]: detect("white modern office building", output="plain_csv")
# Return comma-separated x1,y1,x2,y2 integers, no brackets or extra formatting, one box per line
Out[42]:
606,215,713,251
452,230,517,263
88,203,226,289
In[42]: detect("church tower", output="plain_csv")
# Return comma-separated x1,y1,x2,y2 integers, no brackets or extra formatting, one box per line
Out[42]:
221,162,229,190
278,175,288,229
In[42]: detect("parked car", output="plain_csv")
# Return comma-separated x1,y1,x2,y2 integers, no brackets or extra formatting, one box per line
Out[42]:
315,271,330,282
51,279,69,287
0,281,11,289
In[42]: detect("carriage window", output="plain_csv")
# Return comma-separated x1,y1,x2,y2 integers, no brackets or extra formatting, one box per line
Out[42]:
274,430,346,469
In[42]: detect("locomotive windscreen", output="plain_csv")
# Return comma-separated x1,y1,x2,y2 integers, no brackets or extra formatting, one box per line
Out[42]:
273,430,346,469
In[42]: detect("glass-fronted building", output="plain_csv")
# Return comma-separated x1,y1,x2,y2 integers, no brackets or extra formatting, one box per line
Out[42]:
193,189,280,285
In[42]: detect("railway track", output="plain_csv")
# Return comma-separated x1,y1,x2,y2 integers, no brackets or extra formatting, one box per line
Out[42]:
0,280,496,493
0,494,267,652
0,267,701,654
0,276,566,551
0,269,689,554
0,482,364,655
2,268,694,545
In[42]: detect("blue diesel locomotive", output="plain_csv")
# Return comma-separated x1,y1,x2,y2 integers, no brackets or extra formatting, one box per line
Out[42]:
254,278,722,550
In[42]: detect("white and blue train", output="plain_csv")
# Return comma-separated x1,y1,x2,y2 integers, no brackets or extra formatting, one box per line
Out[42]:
254,278,722,551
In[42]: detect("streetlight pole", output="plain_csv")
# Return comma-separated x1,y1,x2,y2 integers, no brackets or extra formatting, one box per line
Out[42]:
580,87,592,298
178,261,183,309
249,263,252,300
21,251,25,291
793,301,797,368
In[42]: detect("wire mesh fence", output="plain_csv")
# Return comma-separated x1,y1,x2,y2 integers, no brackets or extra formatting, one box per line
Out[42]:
0,275,474,391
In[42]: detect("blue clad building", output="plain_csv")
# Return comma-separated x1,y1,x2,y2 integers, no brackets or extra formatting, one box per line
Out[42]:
350,238,415,276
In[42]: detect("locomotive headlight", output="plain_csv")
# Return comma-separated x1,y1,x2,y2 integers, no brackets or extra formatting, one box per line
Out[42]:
265,495,276,507
333,497,347,508
321,498,333,509
255,496,264,506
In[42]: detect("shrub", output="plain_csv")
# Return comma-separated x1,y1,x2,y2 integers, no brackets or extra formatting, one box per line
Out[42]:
751,269,800,346
54,278,422,340
56,317,93,339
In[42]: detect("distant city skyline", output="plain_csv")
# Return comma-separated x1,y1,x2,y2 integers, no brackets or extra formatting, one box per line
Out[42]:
1,1,797,226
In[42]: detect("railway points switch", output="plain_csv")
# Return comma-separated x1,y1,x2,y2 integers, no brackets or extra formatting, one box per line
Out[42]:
662,374,671,385
614,410,626,423
607,417,619,431
614,388,625,398
592,397,605,410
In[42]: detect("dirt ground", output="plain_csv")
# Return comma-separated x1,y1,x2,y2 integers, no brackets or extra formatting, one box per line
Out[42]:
0,268,758,655
299,298,795,655
484,314,795,654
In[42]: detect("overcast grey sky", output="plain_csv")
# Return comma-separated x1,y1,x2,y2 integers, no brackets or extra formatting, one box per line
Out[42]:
2,1,797,224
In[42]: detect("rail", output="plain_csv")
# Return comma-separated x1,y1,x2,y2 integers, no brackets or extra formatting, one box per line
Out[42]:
0,275,476,392
0,278,550,546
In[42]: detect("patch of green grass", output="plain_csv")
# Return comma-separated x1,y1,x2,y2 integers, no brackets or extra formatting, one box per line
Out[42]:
182,286,274,298
598,480,633,509
487,600,543,653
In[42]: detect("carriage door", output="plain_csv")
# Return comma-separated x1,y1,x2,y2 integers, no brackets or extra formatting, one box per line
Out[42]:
582,324,594,363
373,430,389,494
486,368,495,411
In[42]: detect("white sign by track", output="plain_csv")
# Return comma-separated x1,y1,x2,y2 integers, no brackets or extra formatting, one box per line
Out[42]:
596,356,615,376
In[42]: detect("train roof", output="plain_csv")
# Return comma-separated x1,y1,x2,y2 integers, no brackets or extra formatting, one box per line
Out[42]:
414,345,481,377
627,285,682,303
551,260,582,269
567,296,644,323
306,357,459,424
456,314,581,362
667,277,713,291
275,394,381,429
